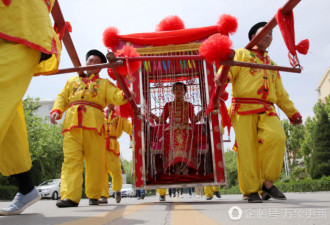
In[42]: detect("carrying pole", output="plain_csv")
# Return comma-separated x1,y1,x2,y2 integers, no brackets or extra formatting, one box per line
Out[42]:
51,0,82,75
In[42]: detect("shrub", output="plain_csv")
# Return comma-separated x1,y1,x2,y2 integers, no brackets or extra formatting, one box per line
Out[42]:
0,186,18,200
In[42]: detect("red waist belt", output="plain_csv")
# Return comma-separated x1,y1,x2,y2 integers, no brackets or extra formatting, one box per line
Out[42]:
70,101,103,127
70,100,103,111
232,98,273,105
231,98,275,116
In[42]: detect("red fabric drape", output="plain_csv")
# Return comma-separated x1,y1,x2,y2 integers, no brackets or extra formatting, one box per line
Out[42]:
275,8,309,67
117,26,219,46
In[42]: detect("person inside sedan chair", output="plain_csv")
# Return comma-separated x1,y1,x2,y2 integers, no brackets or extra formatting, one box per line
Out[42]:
217,21,303,203
50,49,129,207
99,104,132,204
0,0,61,216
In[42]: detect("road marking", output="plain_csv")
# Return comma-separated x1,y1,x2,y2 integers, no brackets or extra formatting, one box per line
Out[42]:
171,202,223,225
59,204,148,225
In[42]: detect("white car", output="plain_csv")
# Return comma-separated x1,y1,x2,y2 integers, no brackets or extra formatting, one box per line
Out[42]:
37,179,61,200
109,182,114,197
120,184,134,197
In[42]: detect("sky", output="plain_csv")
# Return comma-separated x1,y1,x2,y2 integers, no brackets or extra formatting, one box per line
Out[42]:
25,0,330,160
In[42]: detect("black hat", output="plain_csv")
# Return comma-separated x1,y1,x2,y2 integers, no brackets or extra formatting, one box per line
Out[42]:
86,49,107,63
248,21,267,41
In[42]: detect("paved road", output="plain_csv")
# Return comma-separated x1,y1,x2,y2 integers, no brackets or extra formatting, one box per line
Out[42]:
0,192,329,225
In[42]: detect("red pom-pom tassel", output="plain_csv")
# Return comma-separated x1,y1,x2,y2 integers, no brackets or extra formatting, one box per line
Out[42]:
115,45,142,76
216,14,238,36
156,15,185,32
199,34,233,64
103,26,119,52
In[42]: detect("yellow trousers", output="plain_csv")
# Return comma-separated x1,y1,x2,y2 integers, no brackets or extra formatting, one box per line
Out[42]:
0,39,40,176
232,112,286,195
157,189,167,196
204,185,220,198
101,151,123,197
60,129,105,203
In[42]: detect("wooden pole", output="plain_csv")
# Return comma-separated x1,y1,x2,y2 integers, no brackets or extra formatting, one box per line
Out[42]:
106,53,141,116
50,61,124,75
51,0,82,75
206,50,235,114
50,55,301,75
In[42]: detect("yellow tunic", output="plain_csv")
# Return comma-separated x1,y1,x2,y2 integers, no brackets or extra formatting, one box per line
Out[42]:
105,111,132,155
0,0,61,75
227,48,298,118
0,0,61,176
51,75,128,134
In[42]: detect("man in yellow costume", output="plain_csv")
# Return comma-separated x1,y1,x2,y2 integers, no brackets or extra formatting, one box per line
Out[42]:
50,50,128,207
99,104,132,204
0,0,61,215
218,22,302,203
204,186,221,200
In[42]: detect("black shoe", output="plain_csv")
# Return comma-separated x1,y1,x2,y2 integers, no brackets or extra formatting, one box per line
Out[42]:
262,185,286,200
89,198,99,205
261,192,271,200
56,198,78,208
115,192,122,203
214,191,221,198
99,196,108,204
141,193,145,200
159,195,166,201
206,196,213,200
248,193,262,203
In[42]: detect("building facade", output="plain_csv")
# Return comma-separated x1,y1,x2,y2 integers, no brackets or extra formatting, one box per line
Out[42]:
316,68,330,102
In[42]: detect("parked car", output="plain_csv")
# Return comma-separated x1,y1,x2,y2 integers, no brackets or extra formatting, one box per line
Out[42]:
120,184,134,197
37,179,61,200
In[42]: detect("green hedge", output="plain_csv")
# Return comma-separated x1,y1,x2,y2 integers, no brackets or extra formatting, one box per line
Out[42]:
0,185,18,200
275,176,330,192
220,176,330,195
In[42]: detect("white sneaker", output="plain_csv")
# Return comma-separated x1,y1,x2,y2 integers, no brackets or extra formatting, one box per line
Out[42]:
0,187,41,216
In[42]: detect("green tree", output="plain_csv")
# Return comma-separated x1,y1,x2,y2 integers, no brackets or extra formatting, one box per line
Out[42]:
23,97,64,181
224,149,238,187
300,116,316,174
310,107,330,179
313,96,330,120
121,159,133,184
282,119,305,169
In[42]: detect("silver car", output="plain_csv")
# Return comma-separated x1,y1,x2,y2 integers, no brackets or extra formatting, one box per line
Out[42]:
37,179,61,200
120,184,134,197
